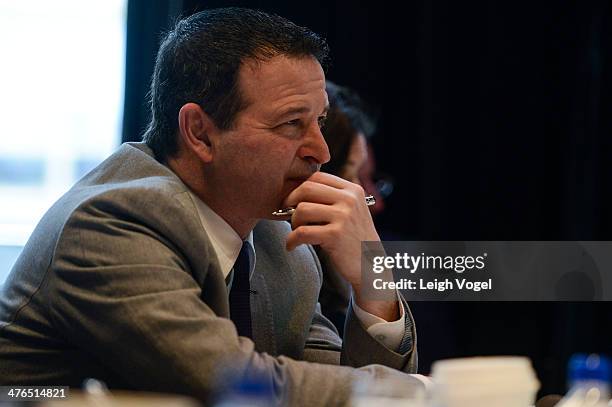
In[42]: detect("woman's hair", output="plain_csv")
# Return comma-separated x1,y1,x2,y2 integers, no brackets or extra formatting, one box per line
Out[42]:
321,81,378,176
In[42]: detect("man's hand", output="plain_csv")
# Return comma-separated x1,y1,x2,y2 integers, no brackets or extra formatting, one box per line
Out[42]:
284,172,399,321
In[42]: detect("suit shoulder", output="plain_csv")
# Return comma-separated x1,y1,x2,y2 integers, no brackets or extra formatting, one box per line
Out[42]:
25,144,203,266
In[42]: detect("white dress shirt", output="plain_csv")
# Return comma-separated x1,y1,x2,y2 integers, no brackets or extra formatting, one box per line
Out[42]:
189,192,406,351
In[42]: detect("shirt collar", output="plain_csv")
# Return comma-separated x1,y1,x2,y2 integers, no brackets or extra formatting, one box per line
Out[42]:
188,191,255,280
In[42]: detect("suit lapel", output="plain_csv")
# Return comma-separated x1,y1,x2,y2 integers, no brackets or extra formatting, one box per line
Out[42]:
250,271,277,354
174,190,229,318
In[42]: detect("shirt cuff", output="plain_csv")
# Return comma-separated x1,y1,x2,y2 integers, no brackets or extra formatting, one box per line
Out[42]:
351,292,406,351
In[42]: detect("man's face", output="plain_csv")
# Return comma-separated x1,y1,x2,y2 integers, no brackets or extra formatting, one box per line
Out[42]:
207,55,330,220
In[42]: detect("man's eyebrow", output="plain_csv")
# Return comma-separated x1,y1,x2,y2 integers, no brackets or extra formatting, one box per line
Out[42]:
276,104,330,119
276,106,311,118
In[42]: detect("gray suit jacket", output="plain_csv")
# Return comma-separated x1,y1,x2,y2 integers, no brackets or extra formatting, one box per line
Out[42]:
0,143,418,406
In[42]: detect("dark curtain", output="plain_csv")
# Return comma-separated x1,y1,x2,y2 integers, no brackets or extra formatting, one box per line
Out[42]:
122,0,612,396
122,0,184,142
383,1,612,397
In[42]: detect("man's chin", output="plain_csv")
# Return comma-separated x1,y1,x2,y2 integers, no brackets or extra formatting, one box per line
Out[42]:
257,182,303,222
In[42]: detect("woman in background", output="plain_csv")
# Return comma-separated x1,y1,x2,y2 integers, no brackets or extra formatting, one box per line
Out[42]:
319,81,385,336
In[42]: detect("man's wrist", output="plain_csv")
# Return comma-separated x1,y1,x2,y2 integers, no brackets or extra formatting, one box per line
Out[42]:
353,288,400,322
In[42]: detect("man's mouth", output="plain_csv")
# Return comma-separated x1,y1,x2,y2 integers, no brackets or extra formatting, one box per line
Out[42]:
287,169,318,184
287,163,320,183
286,174,316,190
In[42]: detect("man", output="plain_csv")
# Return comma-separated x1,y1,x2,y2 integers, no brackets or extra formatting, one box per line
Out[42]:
0,8,419,405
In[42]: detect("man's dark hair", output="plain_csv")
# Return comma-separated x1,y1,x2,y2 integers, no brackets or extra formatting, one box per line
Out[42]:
142,7,330,161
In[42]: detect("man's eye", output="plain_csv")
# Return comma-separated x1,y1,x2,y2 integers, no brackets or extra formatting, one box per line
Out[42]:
318,116,327,129
284,119,300,126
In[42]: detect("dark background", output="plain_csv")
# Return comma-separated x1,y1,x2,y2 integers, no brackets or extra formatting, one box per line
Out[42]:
123,0,612,397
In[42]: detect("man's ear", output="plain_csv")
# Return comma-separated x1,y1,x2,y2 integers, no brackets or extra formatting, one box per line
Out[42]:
178,103,217,163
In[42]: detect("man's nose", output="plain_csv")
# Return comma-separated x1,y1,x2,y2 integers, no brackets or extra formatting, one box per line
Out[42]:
298,122,331,165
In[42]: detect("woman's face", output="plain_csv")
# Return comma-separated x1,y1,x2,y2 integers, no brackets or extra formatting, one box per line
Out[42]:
339,133,368,184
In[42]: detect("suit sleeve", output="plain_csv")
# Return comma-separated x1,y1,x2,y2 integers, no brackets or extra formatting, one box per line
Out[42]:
47,200,420,406
302,246,418,373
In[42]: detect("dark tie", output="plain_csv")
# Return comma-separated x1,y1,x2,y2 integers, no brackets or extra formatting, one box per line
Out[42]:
229,241,252,339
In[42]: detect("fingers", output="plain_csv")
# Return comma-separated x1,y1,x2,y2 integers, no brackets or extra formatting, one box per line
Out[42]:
290,201,339,229
307,171,350,189
284,173,367,209
283,171,374,252
283,180,344,208
309,171,368,199
286,224,338,251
